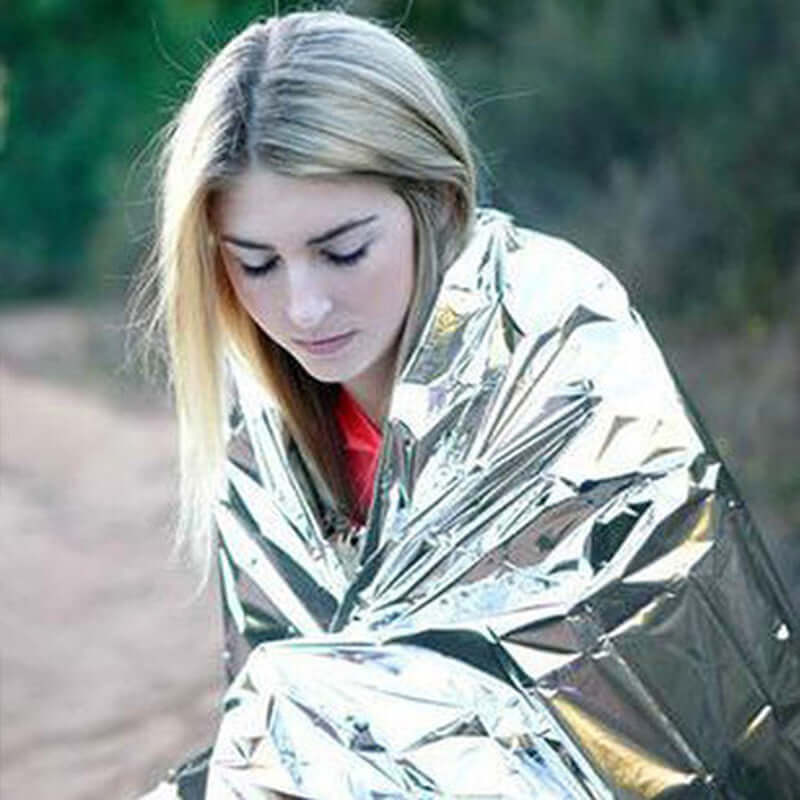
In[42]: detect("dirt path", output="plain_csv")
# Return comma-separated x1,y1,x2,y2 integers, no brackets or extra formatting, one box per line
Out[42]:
1,308,221,799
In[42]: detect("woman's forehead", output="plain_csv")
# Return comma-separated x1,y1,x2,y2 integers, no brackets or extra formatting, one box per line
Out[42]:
216,168,402,246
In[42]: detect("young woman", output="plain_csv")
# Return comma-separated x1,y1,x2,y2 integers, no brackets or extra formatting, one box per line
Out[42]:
142,10,800,799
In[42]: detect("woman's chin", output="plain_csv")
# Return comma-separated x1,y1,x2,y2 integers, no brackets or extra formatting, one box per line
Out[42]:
291,354,361,386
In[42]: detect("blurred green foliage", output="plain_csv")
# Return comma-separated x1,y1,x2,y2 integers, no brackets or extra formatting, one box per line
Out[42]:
1,0,798,326
0,0,265,298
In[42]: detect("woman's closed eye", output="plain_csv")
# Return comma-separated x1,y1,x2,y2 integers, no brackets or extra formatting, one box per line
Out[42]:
322,242,370,266
240,254,280,276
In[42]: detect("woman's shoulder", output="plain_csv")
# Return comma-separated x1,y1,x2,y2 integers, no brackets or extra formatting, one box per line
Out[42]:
222,358,290,473
474,207,632,335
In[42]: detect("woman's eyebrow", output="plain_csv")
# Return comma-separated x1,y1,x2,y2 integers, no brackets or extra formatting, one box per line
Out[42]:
221,234,274,251
306,214,378,246
221,214,378,251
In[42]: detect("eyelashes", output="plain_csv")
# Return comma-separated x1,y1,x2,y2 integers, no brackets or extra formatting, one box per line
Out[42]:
240,243,370,276
240,254,280,276
325,243,369,266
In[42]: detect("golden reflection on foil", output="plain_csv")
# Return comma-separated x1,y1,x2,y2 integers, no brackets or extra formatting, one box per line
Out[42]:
551,695,699,798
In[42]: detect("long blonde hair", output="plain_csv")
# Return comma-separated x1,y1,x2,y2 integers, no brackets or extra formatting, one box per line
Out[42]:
145,10,476,565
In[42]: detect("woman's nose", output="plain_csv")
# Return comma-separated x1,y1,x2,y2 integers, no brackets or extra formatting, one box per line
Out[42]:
285,265,333,329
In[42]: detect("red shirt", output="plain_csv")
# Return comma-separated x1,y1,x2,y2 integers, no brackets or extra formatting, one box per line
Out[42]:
335,389,382,522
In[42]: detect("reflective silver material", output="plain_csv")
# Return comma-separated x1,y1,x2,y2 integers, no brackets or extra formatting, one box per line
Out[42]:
208,210,800,798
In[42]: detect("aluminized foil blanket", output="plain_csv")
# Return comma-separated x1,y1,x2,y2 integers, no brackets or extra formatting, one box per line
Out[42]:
207,210,800,798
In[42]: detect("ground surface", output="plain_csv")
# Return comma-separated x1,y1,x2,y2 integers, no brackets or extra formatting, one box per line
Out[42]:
1,306,221,800
1,303,797,799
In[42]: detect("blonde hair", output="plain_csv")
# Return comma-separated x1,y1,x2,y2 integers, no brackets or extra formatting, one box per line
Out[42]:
146,10,476,566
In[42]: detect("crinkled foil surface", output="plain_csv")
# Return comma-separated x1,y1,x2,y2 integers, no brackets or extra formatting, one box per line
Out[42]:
207,211,800,798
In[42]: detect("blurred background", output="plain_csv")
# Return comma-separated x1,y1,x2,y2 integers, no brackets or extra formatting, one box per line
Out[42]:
1,1,798,797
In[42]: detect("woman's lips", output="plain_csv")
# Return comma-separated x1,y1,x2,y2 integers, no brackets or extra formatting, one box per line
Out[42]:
294,330,357,356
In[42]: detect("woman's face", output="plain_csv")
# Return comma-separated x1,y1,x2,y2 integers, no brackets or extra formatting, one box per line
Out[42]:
217,169,415,413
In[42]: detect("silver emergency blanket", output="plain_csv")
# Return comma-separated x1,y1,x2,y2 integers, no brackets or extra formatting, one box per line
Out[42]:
207,210,800,798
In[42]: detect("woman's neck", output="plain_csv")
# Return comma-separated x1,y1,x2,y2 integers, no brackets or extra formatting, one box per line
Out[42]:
343,346,397,426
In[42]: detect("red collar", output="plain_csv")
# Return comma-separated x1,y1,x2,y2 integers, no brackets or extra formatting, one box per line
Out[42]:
334,389,382,521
